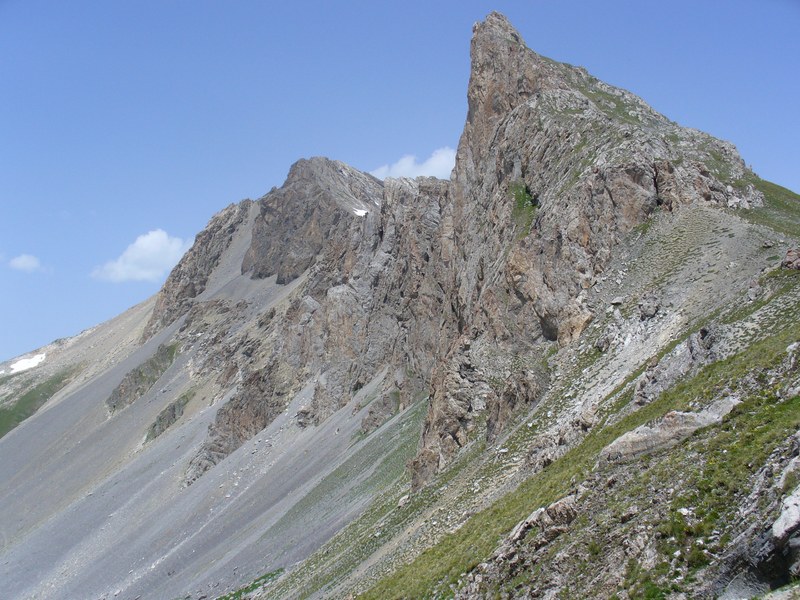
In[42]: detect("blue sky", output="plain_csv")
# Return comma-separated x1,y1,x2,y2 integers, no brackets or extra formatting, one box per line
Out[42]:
1,0,798,361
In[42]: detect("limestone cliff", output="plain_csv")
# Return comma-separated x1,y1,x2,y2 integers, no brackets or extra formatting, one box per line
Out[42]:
4,11,800,600
409,12,762,486
154,13,767,491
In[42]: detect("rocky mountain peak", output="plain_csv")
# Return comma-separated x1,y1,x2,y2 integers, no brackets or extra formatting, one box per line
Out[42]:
280,156,382,214
6,12,800,600
460,12,540,171
414,11,765,491
241,156,383,284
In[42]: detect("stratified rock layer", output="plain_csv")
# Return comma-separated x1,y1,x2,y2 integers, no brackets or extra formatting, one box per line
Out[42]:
410,12,762,485
157,12,768,491
142,201,253,341
4,11,799,600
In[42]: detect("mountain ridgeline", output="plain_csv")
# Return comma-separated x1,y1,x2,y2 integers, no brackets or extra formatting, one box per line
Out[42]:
2,12,800,600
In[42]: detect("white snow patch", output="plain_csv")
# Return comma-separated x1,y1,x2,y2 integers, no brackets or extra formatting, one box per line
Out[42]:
10,353,46,373
353,209,368,217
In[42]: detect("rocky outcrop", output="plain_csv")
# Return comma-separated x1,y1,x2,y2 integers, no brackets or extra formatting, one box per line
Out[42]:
782,248,800,270
106,343,177,414
142,201,253,341
599,396,741,464
186,359,292,484
772,486,800,547
455,492,582,600
242,157,382,283
710,432,800,599
145,392,190,441
638,292,660,320
508,493,579,546
632,325,717,406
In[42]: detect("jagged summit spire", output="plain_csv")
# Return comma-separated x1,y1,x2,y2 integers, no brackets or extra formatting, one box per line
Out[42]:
456,12,551,185
474,11,526,44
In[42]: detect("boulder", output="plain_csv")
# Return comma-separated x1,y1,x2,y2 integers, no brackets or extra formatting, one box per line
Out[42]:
782,248,800,270
638,293,660,320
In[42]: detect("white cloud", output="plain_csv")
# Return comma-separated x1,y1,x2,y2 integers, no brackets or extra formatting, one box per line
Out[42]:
9,254,43,272
370,146,456,180
91,229,191,283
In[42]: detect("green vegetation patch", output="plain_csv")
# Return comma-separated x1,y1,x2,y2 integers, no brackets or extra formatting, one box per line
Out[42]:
216,568,283,600
510,181,537,236
106,343,178,413
0,367,79,439
600,329,800,593
361,314,800,599
737,175,800,238
660,390,800,557
573,76,644,127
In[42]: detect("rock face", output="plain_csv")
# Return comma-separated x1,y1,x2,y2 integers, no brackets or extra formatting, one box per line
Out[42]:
142,201,253,341
783,248,800,270
599,396,741,464
184,169,451,481
105,343,177,413
242,158,382,283
632,325,716,406
5,11,799,600
145,392,190,441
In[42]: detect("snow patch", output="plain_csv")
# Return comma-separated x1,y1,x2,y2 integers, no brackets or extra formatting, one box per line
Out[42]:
9,353,46,373
353,209,368,217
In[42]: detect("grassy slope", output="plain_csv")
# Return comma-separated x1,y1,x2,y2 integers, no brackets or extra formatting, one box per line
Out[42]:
500,283,800,598
358,181,800,599
0,367,79,439
738,176,800,238
361,280,800,599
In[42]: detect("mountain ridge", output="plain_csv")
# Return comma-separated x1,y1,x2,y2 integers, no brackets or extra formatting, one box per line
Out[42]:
1,11,799,600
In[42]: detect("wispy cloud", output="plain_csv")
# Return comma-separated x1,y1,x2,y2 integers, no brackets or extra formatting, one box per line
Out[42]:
9,254,43,273
370,146,456,180
91,229,191,283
